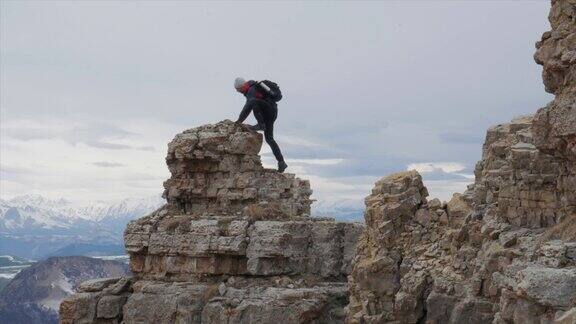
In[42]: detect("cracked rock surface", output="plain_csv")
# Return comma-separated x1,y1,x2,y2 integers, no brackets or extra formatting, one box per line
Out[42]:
347,1,576,323
60,120,363,324
59,2,576,323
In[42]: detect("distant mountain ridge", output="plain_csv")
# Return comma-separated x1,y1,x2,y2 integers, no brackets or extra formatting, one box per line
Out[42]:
0,255,35,291
1,194,165,223
0,194,165,259
0,255,34,268
0,256,129,324
311,198,364,221
0,193,364,259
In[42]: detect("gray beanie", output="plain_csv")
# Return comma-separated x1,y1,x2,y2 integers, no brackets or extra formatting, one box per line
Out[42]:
234,77,246,90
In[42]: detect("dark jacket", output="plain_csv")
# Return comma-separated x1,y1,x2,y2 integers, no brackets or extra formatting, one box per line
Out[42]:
236,81,277,124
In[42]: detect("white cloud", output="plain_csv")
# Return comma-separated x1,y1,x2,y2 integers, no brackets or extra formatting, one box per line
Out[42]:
407,162,466,174
2,118,158,151
92,161,125,168
286,158,345,165
0,118,174,203
424,180,473,202
454,173,475,180
405,162,475,200
277,135,324,148
0,1,552,210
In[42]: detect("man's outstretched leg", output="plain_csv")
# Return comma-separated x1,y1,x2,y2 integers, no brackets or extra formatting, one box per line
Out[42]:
249,124,264,131
263,120,287,173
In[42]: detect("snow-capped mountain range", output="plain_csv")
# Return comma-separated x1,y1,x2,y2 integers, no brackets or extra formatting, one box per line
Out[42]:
0,193,363,259
0,194,164,231
0,194,165,259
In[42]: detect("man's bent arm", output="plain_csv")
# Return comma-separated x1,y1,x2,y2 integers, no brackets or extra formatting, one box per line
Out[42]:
236,101,252,124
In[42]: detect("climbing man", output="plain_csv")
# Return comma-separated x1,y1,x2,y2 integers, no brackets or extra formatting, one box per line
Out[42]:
234,77,288,173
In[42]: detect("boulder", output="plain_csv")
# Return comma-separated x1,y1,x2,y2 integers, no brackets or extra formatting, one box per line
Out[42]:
517,267,576,308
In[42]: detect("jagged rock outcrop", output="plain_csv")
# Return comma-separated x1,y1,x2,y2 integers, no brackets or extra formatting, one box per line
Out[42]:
60,2,575,323
347,171,486,324
347,122,576,323
60,120,363,324
347,1,576,323
475,115,575,229
533,0,576,161
162,121,311,217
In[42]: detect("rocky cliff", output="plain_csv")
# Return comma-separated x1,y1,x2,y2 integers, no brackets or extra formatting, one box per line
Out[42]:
59,1,575,323
59,120,363,323
347,1,576,323
533,0,576,162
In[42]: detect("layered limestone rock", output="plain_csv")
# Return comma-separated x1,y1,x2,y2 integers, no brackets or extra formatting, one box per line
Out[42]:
533,0,576,161
163,120,311,216
347,152,576,323
474,115,575,229
124,210,360,281
347,171,489,323
60,1,575,323
60,120,363,324
347,1,576,323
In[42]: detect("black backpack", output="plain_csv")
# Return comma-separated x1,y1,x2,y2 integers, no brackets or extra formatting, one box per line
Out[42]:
259,80,282,102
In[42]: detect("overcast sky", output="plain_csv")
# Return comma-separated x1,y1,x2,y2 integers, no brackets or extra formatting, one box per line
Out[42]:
1,1,553,208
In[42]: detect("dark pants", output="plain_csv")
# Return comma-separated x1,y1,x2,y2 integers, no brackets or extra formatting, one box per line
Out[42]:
251,100,284,163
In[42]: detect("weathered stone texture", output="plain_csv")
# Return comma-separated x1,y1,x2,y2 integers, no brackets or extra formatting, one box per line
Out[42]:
202,284,350,323
533,0,576,161
347,171,480,324
555,307,576,323
474,115,576,228
61,120,363,324
59,277,132,324
347,3,576,323
347,164,576,324
163,120,312,217
61,2,576,323
125,212,362,281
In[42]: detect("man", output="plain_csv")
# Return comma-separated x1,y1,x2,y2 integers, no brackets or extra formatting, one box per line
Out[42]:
234,77,288,173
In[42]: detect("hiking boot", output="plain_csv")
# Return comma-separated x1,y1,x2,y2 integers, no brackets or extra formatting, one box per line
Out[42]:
278,160,288,173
